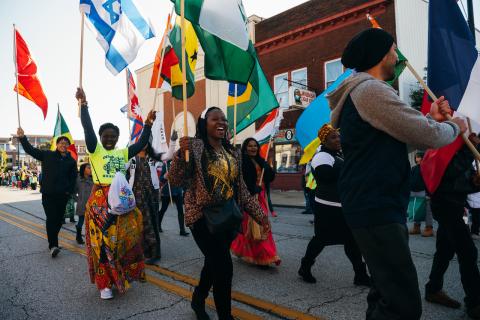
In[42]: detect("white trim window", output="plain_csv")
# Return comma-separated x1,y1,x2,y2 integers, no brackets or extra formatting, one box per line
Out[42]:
325,58,343,89
274,72,289,108
291,67,308,90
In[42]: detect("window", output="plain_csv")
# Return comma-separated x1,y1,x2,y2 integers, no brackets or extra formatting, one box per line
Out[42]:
325,58,343,88
291,68,308,89
274,143,302,173
274,73,289,108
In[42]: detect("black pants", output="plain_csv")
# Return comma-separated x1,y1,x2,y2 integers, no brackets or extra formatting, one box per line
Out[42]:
304,202,366,275
191,218,235,320
352,223,422,320
470,207,480,235
426,197,480,307
41,194,69,249
158,195,186,232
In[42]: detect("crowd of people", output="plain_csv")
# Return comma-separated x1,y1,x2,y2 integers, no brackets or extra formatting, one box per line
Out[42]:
0,169,40,190
5,27,480,320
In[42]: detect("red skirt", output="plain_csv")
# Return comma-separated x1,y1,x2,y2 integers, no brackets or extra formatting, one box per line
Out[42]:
231,189,281,266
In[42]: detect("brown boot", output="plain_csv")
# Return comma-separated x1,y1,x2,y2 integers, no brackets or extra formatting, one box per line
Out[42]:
422,226,434,237
425,290,461,309
409,223,421,235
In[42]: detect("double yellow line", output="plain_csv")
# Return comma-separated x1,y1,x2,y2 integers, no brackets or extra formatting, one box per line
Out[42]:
0,208,324,320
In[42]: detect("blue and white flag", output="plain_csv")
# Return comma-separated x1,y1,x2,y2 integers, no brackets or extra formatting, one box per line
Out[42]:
80,0,155,75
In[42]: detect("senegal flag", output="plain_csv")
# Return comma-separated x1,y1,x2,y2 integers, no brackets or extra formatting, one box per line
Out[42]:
51,110,78,161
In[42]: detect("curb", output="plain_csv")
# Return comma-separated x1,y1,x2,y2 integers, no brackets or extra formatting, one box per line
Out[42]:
272,204,305,209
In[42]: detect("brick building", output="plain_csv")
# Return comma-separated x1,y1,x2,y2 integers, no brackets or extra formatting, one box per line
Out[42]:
254,0,396,190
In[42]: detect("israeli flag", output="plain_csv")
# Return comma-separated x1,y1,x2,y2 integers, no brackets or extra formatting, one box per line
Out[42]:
80,0,155,75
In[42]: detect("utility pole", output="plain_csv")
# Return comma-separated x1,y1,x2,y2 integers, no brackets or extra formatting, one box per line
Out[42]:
467,0,476,42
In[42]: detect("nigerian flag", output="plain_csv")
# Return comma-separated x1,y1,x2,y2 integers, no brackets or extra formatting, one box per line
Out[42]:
171,0,255,84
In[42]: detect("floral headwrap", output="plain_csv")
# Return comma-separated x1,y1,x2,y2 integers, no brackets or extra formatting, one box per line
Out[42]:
317,124,337,144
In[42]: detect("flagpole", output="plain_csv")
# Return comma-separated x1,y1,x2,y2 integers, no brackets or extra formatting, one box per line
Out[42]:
78,13,85,117
233,84,238,146
467,118,480,174
13,24,21,129
152,9,174,112
125,70,131,142
180,0,189,162
405,61,480,162
258,104,282,188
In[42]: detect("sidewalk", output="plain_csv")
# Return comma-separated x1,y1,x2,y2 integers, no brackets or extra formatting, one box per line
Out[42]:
270,189,306,209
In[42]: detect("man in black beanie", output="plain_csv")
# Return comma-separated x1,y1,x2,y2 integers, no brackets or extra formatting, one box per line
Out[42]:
327,28,467,320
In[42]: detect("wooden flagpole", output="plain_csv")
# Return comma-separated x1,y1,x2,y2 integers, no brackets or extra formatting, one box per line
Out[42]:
180,0,189,162
405,61,480,161
77,13,85,117
233,84,238,146
13,24,21,129
467,118,480,174
125,70,132,142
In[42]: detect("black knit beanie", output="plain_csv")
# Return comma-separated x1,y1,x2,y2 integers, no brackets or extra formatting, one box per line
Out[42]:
341,28,394,72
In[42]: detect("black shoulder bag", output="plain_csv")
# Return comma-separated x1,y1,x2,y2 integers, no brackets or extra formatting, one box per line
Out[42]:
202,150,243,234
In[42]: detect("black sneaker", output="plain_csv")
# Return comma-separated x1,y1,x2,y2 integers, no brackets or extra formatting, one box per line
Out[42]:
50,247,60,258
180,231,190,237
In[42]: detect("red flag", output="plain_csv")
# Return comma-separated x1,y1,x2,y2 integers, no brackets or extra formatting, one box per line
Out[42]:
14,29,48,118
419,91,464,194
126,68,144,143
150,14,180,88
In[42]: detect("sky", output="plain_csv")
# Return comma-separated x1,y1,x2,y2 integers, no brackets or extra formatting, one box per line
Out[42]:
0,0,309,146
0,0,479,146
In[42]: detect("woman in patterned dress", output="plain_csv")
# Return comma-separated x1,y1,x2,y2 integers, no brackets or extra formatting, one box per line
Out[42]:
76,88,155,300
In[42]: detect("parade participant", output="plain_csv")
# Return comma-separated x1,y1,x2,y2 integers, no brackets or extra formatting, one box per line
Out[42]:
74,163,93,245
17,128,77,258
409,152,434,237
129,134,177,265
424,134,480,318
231,138,280,267
328,28,466,320
169,107,270,320
31,173,38,190
158,160,190,236
64,195,76,224
76,87,155,300
298,125,370,286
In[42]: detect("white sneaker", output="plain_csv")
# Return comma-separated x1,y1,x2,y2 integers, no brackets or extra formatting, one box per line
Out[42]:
472,233,480,240
50,247,60,258
100,288,113,300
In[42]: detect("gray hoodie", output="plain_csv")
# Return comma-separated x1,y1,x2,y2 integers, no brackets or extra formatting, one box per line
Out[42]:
328,72,459,150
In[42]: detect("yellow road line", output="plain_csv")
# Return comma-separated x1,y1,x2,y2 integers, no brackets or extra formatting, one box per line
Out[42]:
0,209,325,320
0,211,263,320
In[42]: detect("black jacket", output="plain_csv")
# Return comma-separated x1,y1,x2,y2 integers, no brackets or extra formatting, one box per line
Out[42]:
433,145,480,205
311,146,343,205
242,155,275,195
338,95,410,228
20,137,77,195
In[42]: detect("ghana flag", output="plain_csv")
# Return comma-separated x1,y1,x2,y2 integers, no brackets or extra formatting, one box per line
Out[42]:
51,109,78,161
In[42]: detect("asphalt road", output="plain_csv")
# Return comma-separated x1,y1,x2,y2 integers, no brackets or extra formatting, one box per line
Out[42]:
0,187,477,320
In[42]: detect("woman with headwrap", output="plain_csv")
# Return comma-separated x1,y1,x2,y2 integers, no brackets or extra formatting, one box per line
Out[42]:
298,124,371,286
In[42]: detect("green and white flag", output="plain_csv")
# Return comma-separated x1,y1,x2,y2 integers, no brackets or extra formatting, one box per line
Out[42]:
171,0,255,84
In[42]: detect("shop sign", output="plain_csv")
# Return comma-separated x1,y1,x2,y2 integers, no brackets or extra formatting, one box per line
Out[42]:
288,87,316,108
274,129,297,143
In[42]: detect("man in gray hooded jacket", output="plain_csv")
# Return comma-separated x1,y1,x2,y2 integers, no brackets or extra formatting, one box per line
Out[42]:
327,28,466,320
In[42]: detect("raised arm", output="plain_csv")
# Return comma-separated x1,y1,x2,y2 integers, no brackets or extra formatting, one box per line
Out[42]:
127,110,156,159
17,128,45,161
76,88,97,153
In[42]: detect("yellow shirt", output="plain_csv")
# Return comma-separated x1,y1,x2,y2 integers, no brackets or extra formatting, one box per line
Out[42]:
89,143,128,185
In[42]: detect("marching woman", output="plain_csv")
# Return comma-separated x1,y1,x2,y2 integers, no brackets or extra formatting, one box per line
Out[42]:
298,124,371,286
169,107,270,320
74,163,93,245
231,138,281,267
128,132,177,265
76,88,155,300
